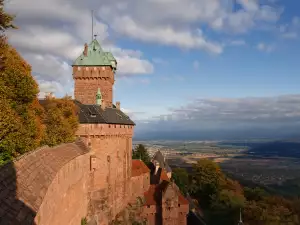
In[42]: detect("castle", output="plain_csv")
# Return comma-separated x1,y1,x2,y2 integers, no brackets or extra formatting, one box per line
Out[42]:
0,38,189,225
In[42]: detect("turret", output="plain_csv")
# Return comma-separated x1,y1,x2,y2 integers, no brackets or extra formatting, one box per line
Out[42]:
72,38,117,106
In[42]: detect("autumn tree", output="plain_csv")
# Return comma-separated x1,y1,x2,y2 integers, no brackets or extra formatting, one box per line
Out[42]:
40,96,79,147
0,40,44,165
132,144,151,165
0,0,16,32
189,159,225,208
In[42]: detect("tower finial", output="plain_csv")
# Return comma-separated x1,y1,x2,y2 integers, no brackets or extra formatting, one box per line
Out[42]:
96,88,102,105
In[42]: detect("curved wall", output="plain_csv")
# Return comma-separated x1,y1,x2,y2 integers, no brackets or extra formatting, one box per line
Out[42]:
0,140,91,225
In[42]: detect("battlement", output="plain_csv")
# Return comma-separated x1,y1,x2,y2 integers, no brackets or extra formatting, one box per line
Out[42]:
73,66,114,83
76,124,134,137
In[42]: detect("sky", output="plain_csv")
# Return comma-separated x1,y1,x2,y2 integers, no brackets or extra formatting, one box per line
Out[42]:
5,0,300,140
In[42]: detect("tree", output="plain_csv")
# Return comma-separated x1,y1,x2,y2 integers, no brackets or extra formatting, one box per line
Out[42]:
189,159,225,208
244,187,269,201
0,41,44,165
172,168,189,195
132,144,151,165
0,0,16,32
40,96,79,147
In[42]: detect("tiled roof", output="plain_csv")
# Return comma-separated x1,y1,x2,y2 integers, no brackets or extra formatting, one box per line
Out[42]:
152,150,172,173
74,100,135,125
72,39,117,71
160,169,170,182
143,181,189,206
39,99,135,125
144,185,160,206
178,192,189,205
0,139,89,224
132,160,150,177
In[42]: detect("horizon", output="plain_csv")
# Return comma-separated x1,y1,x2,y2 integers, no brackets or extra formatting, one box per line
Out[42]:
5,0,300,140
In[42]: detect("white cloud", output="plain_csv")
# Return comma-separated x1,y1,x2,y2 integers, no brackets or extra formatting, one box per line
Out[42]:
108,15,223,54
135,94,300,137
279,16,300,40
97,0,282,53
5,0,154,97
256,42,275,52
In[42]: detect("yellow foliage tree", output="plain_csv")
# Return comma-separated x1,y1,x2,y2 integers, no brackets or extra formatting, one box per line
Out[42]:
41,96,79,147
0,41,44,164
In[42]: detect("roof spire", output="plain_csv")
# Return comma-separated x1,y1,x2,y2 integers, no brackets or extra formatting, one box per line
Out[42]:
96,88,102,105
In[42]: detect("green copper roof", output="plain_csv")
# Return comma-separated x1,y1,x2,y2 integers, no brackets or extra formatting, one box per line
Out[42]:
72,39,117,69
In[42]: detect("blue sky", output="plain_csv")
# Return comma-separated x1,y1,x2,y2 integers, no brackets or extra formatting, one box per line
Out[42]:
5,0,300,139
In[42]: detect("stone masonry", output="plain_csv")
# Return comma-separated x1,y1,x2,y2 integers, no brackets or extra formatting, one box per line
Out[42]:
73,66,114,107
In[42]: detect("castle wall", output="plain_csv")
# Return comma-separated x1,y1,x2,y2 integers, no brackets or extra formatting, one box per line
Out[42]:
130,173,150,202
73,66,114,106
162,185,179,225
0,141,91,225
35,154,91,225
143,205,157,225
76,124,134,221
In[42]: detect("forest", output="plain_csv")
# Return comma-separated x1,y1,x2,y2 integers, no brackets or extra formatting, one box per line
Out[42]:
172,160,300,225
132,144,300,225
0,1,79,165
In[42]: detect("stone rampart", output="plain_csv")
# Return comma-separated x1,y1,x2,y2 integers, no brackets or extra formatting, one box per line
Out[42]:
0,139,91,225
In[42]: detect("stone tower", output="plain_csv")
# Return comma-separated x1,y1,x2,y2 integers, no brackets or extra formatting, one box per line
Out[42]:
72,39,117,107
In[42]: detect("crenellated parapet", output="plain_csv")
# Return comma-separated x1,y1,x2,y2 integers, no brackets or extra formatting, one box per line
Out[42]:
73,66,114,84
76,124,134,138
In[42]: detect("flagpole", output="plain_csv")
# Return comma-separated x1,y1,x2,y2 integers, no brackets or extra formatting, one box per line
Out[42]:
91,10,94,41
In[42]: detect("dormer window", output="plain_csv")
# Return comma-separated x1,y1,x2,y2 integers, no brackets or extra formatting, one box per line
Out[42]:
111,60,116,67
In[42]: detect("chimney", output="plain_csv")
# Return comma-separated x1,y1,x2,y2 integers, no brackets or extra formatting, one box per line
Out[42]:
101,99,106,110
116,101,120,110
83,43,88,56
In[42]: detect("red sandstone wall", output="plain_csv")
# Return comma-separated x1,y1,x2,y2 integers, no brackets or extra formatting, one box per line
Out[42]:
35,153,91,225
73,66,114,106
76,124,134,220
143,205,157,225
0,141,91,225
162,186,179,225
130,173,150,202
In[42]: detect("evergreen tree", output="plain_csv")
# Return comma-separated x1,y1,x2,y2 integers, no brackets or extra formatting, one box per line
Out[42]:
172,168,189,195
132,144,151,164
